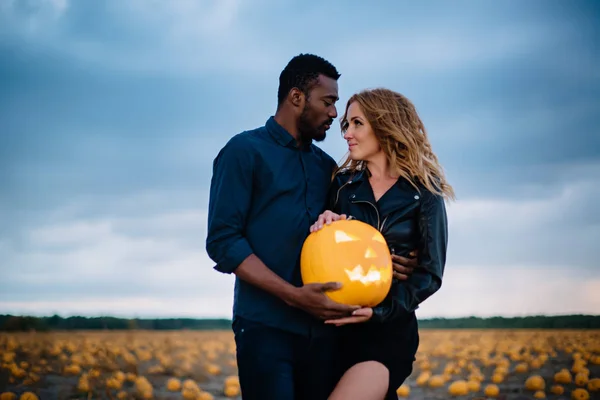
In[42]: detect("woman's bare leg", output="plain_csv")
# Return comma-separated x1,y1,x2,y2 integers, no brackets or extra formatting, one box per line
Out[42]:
328,361,389,400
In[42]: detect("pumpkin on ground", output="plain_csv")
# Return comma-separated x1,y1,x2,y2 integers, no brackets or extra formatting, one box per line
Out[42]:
448,380,469,396
571,388,590,400
484,384,500,397
396,384,410,397
525,375,546,391
550,385,564,395
301,219,393,307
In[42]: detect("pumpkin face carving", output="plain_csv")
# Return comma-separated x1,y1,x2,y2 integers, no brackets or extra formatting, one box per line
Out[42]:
300,219,393,307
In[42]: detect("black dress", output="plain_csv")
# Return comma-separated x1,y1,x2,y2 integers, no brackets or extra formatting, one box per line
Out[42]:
335,309,419,399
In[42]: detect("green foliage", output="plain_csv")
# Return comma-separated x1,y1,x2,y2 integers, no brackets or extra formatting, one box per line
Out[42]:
0,314,598,331
0,314,231,331
417,315,600,329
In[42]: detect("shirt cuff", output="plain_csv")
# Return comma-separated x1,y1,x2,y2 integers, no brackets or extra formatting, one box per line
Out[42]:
213,238,254,274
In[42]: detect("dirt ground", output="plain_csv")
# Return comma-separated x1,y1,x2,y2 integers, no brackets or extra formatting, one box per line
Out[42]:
1,329,599,400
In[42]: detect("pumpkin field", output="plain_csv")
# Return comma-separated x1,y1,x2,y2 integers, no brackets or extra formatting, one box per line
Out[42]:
1,329,599,400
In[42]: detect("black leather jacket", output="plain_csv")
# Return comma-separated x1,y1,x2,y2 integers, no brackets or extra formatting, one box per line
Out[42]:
328,168,448,325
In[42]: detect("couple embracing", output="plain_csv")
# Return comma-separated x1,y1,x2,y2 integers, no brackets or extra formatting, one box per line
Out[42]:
206,53,454,400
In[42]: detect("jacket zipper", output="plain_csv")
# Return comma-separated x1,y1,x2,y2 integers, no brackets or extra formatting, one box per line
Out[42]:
333,179,353,208
380,215,388,233
335,174,386,232
351,200,381,231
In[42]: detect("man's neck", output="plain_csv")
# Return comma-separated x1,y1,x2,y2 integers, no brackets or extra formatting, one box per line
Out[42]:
274,110,299,142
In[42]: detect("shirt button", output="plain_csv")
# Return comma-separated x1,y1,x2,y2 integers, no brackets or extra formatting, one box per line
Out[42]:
414,195,420,200
350,194,356,199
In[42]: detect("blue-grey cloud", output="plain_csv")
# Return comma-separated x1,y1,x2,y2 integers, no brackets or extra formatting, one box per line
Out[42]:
1,0,599,318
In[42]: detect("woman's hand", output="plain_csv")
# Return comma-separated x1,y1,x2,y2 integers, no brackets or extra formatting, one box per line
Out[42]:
309,210,347,232
324,307,373,326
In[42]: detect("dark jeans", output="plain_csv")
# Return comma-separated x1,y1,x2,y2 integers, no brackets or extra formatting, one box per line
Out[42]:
232,316,340,400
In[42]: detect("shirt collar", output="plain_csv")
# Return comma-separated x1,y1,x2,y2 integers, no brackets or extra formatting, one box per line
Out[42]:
265,116,313,150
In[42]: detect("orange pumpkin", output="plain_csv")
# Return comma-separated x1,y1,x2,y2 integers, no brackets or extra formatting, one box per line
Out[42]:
300,219,393,307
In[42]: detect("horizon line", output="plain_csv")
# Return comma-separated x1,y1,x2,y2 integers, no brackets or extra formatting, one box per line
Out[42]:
2,313,599,320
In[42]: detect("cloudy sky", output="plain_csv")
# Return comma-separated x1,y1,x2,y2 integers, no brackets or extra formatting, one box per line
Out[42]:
1,0,599,319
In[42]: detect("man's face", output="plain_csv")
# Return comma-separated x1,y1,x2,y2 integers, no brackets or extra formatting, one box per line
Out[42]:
298,74,339,143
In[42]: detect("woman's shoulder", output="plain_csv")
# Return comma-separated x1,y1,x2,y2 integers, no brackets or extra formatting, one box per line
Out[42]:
333,167,367,185
410,178,449,214
405,176,445,197
333,168,353,183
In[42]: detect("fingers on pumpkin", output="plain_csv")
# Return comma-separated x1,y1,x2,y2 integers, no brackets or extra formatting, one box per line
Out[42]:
351,308,372,317
320,282,342,291
325,212,336,224
325,315,369,325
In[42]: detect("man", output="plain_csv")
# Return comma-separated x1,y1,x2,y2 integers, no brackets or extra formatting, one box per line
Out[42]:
206,54,415,399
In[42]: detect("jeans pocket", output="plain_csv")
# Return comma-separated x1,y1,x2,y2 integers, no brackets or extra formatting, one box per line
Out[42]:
232,316,246,339
232,316,264,346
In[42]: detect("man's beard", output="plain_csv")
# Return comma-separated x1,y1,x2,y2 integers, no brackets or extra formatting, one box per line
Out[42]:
298,106,327,144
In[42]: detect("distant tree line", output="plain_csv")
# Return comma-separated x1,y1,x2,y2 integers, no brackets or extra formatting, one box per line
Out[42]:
0,315,231,332
0,314,598,332
417,315,600,329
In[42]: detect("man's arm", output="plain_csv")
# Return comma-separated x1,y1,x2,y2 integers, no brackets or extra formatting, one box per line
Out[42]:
233,254,358,320
205,135,359,320
205,135,255,275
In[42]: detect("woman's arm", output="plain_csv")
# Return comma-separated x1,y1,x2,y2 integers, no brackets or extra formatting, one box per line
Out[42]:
370,189,448,323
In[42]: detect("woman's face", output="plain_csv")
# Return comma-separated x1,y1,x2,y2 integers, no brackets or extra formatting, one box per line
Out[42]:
343,101,381,161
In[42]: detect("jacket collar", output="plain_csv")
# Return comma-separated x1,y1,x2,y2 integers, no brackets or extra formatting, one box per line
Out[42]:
345,169,376,203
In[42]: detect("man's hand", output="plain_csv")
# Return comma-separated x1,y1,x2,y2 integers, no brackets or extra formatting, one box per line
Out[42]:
392,250,418,280
286,282,360,320
325,307,373,326
233,255,359,321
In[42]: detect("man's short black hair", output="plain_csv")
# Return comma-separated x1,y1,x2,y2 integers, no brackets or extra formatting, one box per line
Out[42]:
277,53,341,107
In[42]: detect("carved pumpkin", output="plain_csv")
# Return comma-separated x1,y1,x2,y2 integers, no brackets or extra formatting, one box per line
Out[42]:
300,219,392,307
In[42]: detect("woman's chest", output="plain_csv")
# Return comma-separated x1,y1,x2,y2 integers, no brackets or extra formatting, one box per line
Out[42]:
379,200,420,247
340,195,420,242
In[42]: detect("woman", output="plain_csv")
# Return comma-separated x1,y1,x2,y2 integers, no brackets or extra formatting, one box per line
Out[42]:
309,88,455,400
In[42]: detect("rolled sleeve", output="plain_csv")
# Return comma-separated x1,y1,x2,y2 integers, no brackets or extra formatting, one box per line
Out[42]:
214,236,253,274
205,135,255,274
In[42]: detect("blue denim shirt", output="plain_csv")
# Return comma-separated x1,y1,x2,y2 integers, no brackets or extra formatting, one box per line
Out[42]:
206,116,338,336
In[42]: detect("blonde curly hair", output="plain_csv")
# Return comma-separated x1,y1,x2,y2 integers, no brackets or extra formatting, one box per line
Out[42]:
338,88,455,200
